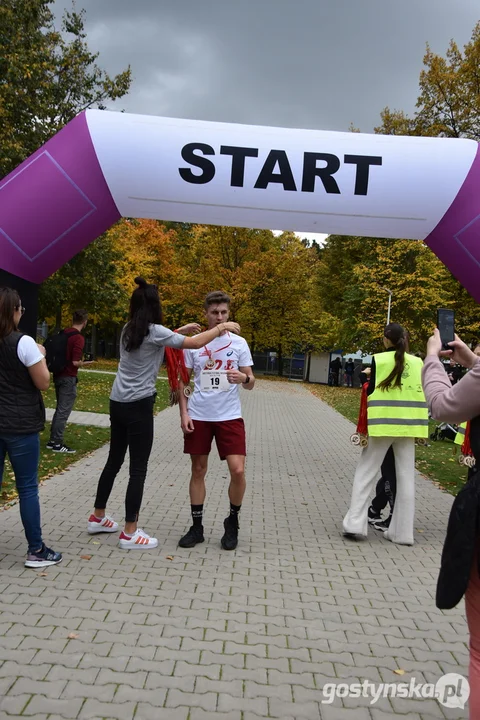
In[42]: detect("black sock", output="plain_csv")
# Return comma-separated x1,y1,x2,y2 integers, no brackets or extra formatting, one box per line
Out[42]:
229,502,241,518
191,504,203,527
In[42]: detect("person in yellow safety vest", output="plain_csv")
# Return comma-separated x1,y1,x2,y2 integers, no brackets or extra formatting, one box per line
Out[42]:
454,342,480,466
455,422,467,447
343,322,428,546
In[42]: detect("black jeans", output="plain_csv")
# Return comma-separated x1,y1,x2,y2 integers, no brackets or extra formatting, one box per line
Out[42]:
371,445,397,513
94,394,155,522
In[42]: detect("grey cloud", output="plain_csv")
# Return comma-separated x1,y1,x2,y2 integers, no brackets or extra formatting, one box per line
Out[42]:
52,0,480,131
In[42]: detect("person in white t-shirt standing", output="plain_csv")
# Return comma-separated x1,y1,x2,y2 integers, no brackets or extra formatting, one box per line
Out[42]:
178,291,255,551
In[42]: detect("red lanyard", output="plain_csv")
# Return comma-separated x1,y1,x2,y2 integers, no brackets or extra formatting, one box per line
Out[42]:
205,334,232,358
204,333,232,368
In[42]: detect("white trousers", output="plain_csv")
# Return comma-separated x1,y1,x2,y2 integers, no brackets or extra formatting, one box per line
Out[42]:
343,436,416,545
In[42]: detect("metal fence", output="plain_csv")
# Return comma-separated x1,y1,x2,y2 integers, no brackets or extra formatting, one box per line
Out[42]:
252,352,305,379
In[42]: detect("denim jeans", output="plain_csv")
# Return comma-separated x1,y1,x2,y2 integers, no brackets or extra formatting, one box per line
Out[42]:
50,376,77,445
0,433,42,552
94,394,155,522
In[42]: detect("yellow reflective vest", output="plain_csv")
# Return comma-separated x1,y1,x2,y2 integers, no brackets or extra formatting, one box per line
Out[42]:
367,352,428,438
454,422,467,446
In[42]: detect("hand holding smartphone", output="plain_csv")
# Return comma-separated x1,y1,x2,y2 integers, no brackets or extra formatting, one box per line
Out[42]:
437,309,455,350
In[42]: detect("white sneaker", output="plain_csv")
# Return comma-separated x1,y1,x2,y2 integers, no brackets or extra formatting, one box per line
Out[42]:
118,528,158,550
87,514,119,534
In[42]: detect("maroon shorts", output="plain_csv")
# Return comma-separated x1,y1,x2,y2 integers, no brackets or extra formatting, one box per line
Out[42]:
184,418,246,459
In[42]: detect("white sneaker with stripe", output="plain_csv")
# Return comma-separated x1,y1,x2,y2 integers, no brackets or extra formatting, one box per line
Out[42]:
118,528,158,550
87,514,119,534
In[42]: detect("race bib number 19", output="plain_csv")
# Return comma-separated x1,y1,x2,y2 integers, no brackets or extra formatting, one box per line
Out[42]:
200,370,230,391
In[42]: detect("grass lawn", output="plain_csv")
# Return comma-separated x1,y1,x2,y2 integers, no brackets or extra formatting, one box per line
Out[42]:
87,358,119,372
308,384,467,496
87,359,167,378
43,372,171,414
0,423,111,507
1,376,173,508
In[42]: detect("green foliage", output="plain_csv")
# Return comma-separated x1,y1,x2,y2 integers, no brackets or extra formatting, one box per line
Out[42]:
1,423,111,506
375,22,480,140
39,234,128,327
316,235,458,353
0,0,131,178
330,19,480,352
42,371,170,415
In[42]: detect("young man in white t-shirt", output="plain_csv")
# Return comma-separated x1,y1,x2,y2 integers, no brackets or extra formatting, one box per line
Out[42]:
178,291,255,550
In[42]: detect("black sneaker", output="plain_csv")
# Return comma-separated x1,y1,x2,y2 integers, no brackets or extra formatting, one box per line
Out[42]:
221,515,239,551
25,544,62,568
368,506,381,525
178,525,204,548
51,444,76,454
46,440,55,449
343,532,360,541
373,515,392,531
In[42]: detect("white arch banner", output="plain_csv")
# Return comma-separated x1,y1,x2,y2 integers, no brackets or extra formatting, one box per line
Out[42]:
1,110,479,299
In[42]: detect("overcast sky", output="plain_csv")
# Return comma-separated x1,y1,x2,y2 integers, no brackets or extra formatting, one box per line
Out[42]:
52,0,479,131
52,0,479,242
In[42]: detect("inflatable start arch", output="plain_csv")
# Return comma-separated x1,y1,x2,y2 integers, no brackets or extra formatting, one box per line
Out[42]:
1,110,479,300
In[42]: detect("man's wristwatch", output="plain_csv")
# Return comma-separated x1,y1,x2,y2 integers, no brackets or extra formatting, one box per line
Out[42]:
243,374,250,384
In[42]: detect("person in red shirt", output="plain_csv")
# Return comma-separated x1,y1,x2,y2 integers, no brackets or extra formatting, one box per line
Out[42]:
47,309,93,453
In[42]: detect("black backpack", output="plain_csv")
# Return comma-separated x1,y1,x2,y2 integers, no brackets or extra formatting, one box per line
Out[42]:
44,330,79,374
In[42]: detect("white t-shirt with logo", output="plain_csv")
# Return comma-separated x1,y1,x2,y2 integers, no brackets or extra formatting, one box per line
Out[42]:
184,332,253,421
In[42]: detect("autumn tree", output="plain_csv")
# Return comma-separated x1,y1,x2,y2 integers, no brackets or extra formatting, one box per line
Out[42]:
38,233,127,329
316,236,455,354
328,20,480,351
173,225,275,320
0,0,131,178
376,22,480,140
235,232,336,372
105,219,189,329
170,225,332,370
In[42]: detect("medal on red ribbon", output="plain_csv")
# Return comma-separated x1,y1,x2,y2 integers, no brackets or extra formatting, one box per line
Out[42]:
203,335,233,371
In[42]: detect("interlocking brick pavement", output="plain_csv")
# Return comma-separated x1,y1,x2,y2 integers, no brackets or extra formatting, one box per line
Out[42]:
0,380,470,719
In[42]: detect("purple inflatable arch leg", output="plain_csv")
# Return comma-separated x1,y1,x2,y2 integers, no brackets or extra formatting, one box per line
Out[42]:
424,144,480,301
0,112,120,284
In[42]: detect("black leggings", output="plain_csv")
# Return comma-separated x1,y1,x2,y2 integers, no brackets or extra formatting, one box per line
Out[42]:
371,445,397,513
94,395,155,522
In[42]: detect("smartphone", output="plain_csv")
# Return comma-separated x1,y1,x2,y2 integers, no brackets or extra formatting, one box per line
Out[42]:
437,308,455,349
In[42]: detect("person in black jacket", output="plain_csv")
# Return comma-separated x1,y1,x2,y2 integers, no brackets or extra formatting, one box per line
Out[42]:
0,287,62,568
330,356,342,386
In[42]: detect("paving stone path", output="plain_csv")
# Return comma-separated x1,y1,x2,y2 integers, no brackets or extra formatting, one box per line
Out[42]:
0,380,469,719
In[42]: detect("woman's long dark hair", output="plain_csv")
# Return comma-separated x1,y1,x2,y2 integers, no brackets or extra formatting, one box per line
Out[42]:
0,287,21,341
122,277,163,352
378,322,408,391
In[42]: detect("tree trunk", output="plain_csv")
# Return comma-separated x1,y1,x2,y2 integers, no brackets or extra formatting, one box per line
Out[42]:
55,305,62,331
277,344,283,376
91,323,97,359
114,324,120,359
